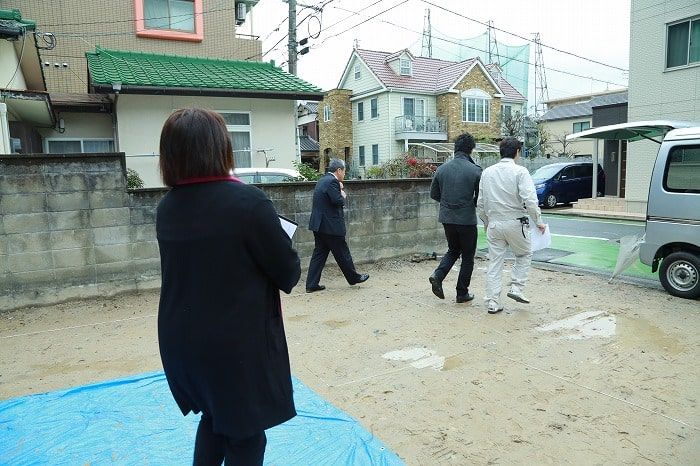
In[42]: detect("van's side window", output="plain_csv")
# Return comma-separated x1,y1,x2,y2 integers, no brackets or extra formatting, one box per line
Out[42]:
664,145,700,193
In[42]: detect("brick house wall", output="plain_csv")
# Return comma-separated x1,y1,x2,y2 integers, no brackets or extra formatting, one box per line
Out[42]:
437,66,502,142
5,0,262,93
318,89,353,172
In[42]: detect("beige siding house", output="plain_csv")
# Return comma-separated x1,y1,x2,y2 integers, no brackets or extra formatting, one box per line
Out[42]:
320,47,526,175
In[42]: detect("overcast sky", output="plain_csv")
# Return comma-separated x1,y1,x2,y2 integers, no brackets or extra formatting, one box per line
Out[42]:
243,0,631,109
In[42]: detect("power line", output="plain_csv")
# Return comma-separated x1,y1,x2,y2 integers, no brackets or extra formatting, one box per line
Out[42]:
315,4,626,88
421,0,629,73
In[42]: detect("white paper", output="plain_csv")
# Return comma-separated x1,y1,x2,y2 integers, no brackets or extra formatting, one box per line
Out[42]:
531,224,551,252
279,215,297,239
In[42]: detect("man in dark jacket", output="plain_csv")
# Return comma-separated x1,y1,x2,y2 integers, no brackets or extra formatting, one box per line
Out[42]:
429,132,482,303
305,158,369,292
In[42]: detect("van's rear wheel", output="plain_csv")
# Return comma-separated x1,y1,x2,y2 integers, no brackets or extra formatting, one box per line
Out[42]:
659,252,700,299
545,194,558,208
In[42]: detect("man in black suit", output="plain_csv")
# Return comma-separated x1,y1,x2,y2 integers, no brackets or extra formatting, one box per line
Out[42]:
306,158,369,292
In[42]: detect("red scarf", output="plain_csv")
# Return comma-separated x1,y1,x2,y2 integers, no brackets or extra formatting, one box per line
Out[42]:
175,175,243,186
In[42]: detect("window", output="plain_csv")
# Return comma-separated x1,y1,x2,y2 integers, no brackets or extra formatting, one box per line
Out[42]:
399,58,412,76
372,144,379,165
666,17,700,68
501,104,512,121
403,98,424,117
46,139,114,153
664,145,700,193
357,102,364,121
573,121,591,133
220,112,252,168
354,64,361,79
358,146,365,166
135,0,203,42
461,89,490,123
323,105,332,122
370,98,378,118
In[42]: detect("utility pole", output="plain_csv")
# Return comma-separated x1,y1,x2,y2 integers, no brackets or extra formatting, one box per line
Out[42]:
287,0,297,75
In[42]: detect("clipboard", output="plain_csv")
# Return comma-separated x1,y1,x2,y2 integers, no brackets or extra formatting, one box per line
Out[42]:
278,215,298,239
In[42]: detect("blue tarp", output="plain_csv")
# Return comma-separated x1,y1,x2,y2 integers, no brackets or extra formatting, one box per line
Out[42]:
0,372,404,465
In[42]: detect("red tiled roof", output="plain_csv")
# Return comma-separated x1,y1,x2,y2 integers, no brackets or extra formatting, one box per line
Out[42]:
485,64,526,103
355,49,479,93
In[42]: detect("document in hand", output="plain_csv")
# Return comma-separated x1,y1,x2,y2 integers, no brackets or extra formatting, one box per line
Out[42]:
531,224,551,252
279,215,298,239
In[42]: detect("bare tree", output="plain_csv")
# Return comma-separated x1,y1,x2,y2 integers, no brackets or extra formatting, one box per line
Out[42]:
502,111,525,137
551,133,579,158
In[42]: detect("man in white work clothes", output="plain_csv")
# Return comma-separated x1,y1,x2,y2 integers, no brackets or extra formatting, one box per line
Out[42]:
476,137,546,314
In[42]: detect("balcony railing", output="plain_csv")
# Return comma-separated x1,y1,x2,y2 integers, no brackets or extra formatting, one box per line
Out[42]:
394,115,447,134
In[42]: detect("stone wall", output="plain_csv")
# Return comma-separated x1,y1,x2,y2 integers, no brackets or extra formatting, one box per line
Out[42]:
437,66,502,141
318,89,353,171
0,154,443,311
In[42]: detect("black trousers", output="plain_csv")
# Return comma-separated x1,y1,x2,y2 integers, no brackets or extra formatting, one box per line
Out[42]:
193,416,266,466
306,231,361,287
434,223,478,297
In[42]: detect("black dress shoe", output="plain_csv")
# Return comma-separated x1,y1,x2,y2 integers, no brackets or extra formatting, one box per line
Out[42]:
429,273,444,299
351,274,369,285
306,285,326,293
456,293,475,303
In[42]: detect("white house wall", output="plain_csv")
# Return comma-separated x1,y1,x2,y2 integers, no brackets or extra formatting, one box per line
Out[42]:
38,113,114,141
340,55,383,96
389,92,438,155
352,93,391,167
0,41,27,90
627,0,700,211
116,94,296,188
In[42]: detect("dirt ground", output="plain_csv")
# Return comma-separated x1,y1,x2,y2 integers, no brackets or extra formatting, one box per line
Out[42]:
1,257,698,465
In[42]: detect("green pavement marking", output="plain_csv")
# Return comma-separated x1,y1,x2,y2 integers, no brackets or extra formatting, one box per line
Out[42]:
547,235,656,279
476,232,657,280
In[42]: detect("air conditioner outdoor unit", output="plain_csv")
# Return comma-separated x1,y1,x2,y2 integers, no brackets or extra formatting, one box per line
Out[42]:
235,2,247,25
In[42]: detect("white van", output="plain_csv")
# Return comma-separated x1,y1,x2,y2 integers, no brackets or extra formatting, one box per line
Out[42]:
569,121,700,299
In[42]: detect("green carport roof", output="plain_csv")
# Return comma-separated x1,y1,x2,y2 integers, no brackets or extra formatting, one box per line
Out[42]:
85,47,324,100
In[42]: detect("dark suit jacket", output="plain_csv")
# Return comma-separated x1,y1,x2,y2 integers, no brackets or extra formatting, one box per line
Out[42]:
308,173,346,236
156,181,301,439
430,152,482,225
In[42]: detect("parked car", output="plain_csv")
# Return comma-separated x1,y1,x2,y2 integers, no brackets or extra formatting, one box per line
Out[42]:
531,161,606,208
233,167,303,184
568,121,700,299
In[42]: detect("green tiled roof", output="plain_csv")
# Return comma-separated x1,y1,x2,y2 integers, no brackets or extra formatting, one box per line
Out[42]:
0,9,36,30
85,48,322,98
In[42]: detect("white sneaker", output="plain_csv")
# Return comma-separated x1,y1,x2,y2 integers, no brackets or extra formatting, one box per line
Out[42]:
487,304,504,314
507,291,530,304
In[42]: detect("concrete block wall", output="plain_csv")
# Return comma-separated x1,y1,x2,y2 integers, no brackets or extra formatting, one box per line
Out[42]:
1,154,444,310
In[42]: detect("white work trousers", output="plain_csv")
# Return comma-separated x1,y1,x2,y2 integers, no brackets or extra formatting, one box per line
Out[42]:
485,219,532,308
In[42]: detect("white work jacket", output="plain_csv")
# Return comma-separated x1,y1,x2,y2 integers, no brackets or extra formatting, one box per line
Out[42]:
476,158,543,225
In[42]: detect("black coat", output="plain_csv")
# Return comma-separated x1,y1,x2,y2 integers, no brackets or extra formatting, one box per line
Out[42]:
156,180,301,439
308,173,346,236
430,152,482,225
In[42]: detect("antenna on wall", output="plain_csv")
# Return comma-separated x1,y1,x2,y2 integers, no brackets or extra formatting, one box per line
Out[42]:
421,8,432,58
533,32,549,116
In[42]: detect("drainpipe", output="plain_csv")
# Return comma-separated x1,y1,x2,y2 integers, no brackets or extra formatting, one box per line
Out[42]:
111,93,119,152
0,103,11,154
387,90,392,160
592,139,598,199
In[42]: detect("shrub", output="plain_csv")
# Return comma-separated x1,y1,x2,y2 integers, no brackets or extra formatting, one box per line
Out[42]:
292,160,321,181
365,166,384,179
126,168,144,189
380,154,436,179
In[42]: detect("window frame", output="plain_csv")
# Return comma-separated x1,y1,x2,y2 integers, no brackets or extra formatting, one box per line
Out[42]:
371,144,379,165
354,64,361,80
665,16,700,69
357,101,364,121
573,121,591,133
134,0,204,42
461,89,491,123
370,98,378,119
44,138,115,154
399,58,412,76
358,145,365,167
218,111,253,169
663,144,700,194
323,105,332,122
